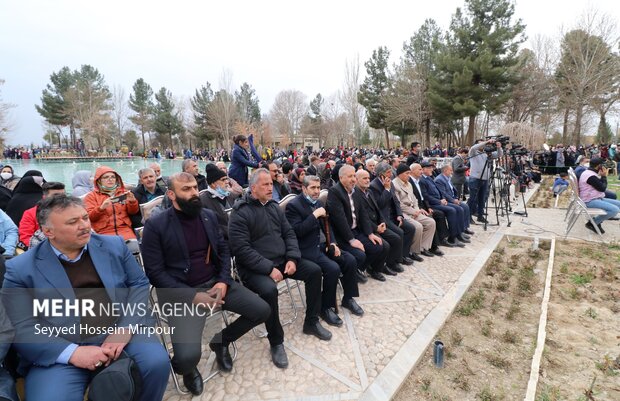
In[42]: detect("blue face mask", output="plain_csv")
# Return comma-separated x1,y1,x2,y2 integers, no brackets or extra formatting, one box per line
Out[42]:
215,187,230,197
304,194,318,205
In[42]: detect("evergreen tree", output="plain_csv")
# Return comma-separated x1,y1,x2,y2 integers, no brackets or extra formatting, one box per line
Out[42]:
190,83,214,146
358,46,392,148
235,82,261,125
429,0,525,145
152,87,183,152
128,78,154,152
35,66,77,145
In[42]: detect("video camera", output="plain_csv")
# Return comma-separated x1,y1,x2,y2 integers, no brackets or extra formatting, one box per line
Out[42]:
483,135,510,153
509,144,528,156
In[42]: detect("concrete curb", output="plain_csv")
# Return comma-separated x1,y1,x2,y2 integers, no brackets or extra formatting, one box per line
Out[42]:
358,229,505,401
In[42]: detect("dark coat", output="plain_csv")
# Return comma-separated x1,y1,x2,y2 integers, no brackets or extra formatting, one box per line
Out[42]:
228,143,260,187
434,174,458,203
141,207,232,304
354,188,384,233
285,194,334,260
229,192,300,275
130,184,167,228
419,175,444,207
325,183,371,244
5,177,43,225
199,190,234,239
368,177,402,223
451,155,468,185
409,177,431,211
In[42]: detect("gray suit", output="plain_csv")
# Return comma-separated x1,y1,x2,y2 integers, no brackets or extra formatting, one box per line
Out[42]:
451,155,468,198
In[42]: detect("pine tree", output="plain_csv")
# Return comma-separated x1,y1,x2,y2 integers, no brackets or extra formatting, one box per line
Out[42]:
35,67,78,145
358,46,392,148
235,82,261,125
152,87,183,152
129,78,154,152
190,83,214,146
429,0,525,145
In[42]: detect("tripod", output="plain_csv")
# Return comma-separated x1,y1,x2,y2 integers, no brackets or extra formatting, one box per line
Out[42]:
478,153,512,230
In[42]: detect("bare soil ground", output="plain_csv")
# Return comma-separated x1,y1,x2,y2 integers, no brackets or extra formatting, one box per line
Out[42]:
527,176,571,209
394,236,550,401
535,240,620,401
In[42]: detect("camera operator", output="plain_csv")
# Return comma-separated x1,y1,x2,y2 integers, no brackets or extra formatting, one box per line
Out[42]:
467,138,503,223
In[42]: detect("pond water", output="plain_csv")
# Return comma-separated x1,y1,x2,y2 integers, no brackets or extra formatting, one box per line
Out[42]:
0,158,192,193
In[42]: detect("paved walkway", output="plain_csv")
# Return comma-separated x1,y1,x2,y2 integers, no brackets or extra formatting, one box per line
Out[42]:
161,184,612,401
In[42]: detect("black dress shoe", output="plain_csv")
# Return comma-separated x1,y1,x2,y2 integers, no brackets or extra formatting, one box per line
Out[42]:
410,253,424,262
355,269,368,284
369,270,386,281
457,235,471,243
440,239,456,248
388,263,404,273
597,223,605,234
320,308,343,327
303,321,332,341
209,341,233,372
464,228,474,235
460,233,471,240
469,218,476,225
448,238,465,248
430,248,445,256
384,266,398,276
342,298,364,316
182,368,204,396
477,216,488,223
420,250,434,258
400,256,414,265
271,344,289,368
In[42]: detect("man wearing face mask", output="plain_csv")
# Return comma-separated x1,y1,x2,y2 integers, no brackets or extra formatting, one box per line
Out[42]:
200,163,235,239
141,172,270,395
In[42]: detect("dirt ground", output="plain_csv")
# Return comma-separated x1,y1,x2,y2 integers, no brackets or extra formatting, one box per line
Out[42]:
527,176,571,209
394,236,549,401
536,240,620,401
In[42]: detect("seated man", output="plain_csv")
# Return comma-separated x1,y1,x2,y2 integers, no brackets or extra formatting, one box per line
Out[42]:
326,165,389,282
434,165,474,236
2,195,169,401
148,162,168,192
215,161,243,198
141,172,269,395
229,168,330,370
83,166,140,253
19,182,66,249
131,168,167,228
392,164,437,259
575,157,617,200
200,163,236,239
420,162,470,246
578,157,620,233
182,159,208,191
355,169,406,275
285,175,363,328
268,161,290,202
552,172,569,197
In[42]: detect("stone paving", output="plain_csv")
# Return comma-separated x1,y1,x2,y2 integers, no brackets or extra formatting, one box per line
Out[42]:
160,183,614,401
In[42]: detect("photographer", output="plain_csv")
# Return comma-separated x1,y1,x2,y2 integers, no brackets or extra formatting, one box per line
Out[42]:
578,157,620,234
467,138,503,223
451,147,469,200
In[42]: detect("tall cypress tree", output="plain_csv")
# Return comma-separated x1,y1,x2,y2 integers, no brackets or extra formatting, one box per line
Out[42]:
235,82,261,125
429,0,525,145
152,87,183,152
128,78,154,152
358,46,392,148
190,83,214,146
35,66,77,145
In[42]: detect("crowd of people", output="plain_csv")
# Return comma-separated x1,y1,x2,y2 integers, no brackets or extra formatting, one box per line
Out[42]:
0,135,617,400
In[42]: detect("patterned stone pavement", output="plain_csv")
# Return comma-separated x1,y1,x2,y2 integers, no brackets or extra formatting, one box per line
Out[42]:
161,183,619,401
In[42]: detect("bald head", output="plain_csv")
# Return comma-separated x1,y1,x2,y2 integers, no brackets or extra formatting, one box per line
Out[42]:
409,163,422,179
355,169,371,191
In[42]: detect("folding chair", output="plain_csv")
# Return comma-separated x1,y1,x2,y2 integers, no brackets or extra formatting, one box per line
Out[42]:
564,169,606,239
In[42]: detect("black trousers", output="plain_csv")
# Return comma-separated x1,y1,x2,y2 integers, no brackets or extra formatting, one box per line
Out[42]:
241,259,322,346
313,251,359,310
380,227,403,267
345,229,389,273
387,220,415,258
428,208,449,246
162,280,270,375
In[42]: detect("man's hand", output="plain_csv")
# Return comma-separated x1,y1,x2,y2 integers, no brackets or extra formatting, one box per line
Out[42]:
600,167,609,177
331,243,341,257
312,207,326,219
368,233,382,245
284,261,297,276
396,216,403,227
377,222,386,234
382,176,391,190
420,209,430,216
428,208,434,215
349,238,365,252
413,209,421,217
69,345,109,371
270,267,284,282
193,290,225,309
101,328,132,363
212,282,228,300
440,199,448,205
453,199,460,205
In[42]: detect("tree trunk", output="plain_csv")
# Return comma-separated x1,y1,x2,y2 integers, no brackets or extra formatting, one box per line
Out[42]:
561,108,569,144
383,127,390,149
466,115,476,146
572,105,583,147
140,128,146,153
425,118,431,148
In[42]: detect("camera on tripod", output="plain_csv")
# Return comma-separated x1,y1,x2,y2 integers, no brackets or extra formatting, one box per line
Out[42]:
483,135,510,153
509,144,528,156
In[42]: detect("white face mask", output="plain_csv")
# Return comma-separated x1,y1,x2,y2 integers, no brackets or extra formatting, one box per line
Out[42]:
0,172,12,180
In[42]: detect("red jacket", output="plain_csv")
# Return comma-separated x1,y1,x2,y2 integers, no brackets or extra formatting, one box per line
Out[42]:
83,166,139,241
18,205,38,245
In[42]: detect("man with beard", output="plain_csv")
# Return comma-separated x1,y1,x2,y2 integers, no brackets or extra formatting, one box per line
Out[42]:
141,172,270,395
229,169,329,370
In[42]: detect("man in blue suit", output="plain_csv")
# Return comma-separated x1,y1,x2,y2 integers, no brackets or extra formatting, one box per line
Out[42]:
419,162,470,246
434,165,474,237
1,195,169,401
285,175,363,328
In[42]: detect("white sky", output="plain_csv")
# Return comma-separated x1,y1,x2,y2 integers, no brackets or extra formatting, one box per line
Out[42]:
1,0,618,146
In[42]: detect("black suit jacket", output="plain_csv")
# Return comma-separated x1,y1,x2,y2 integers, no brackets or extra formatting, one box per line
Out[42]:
409,177,430,211
326,183,371,244
285,194,334,260
369,177,402,223
141,207,232,304
354,188,384,233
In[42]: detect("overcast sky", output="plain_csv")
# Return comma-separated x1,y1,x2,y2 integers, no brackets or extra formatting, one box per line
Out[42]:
1,0,618,146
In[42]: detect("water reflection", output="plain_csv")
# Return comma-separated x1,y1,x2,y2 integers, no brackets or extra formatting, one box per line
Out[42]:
0,159,188,193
